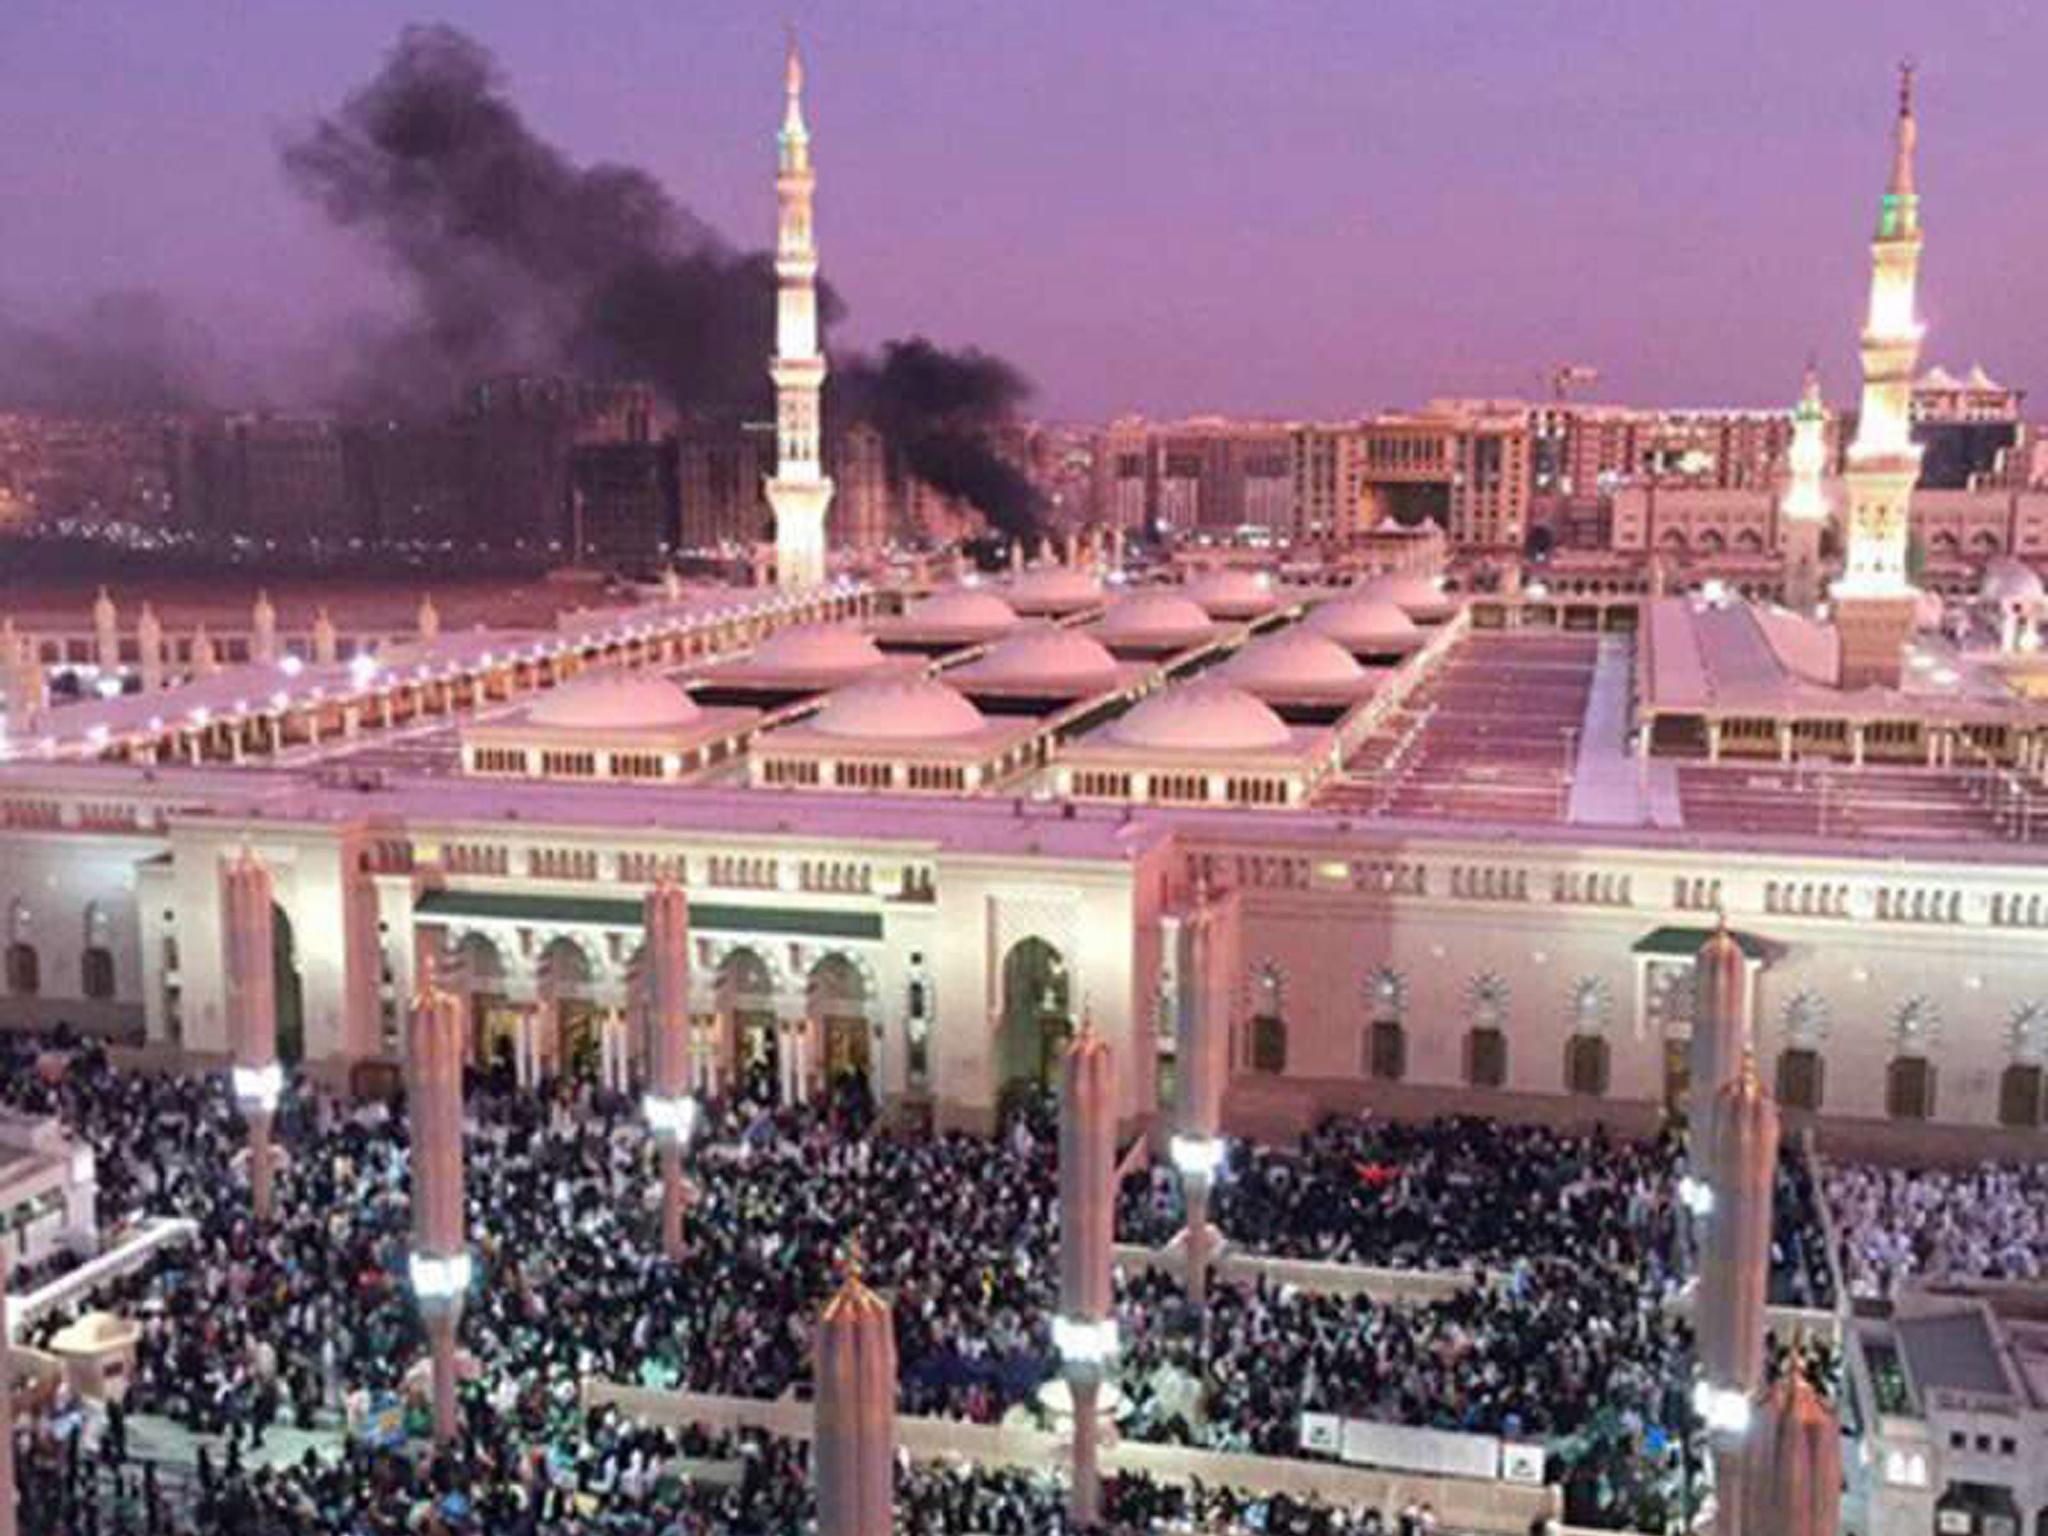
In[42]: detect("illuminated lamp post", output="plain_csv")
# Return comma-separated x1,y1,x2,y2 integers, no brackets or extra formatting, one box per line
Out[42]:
1170,884,1232,1308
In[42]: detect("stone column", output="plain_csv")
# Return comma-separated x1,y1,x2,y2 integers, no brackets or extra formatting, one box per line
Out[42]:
1739,1366,1842,1536
92,586,119,674
312,608,338,666
644,881,695,1260
1058,1022,1117,1525
814,1255,897,1536
136,603,164,692
1697,1056,1779,1519
1171,888,1233,1306
222,851,281,1221
252,591,278,666
407,986,468,1445
1,1243,15,1536
342,874,384,1063
1689,920,1749,1151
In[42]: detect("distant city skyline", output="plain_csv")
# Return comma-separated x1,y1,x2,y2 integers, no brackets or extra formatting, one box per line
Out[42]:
1,0,2043,421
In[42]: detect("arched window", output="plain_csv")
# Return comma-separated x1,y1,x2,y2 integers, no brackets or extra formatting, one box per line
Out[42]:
1886,1057,1935,1120
81,947,116,1001
1365,967,1406,1081
1248,964,1287,1075
1776,1048,1825,1113
5,942,39,997
1566,1035,1610,1096
1464,971,1510,1090
2001,1004,2048,1129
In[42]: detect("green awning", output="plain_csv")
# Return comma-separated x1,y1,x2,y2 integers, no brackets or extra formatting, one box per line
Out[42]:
415,888,882,941
1631,926,1767,961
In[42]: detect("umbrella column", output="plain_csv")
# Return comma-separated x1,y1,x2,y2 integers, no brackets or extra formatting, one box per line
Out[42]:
222,850,281,1222
407,986,470,1445
1057,1021,1118,1525
643,879,698,1261
813,1253,897,1536
1169,886,1232,1307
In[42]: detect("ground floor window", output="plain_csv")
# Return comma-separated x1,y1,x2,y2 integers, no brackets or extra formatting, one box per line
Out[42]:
1565,1035,1609,1097
1776,1047,1824,1113
1886,1056,1935,1121
1998,1064,2043,1129
1368,1019,1406,1081
1466,1027,1507,1089
1250,1014,1287,1074
5,942,37,997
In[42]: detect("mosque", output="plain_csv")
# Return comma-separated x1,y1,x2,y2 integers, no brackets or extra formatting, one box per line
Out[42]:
0,55,2045,1157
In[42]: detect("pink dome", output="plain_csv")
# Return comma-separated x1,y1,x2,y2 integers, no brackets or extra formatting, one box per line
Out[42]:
1109,681,1291,753
529,673,700,730
1220,629,1366,689
956,627,1120,691
809,678,985,741
1094,590,1213,642
1007,565,1104,614
1184,568,1279,619
1304,596,1423,654
1358,572,1457,622
751,623,886,674
906,586,1020,633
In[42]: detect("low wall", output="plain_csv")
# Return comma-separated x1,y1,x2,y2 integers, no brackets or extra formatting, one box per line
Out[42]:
583,1379,1562,1534
1115,1241,1476,1304
10,1216,197,1325
1224,1072,1667,1146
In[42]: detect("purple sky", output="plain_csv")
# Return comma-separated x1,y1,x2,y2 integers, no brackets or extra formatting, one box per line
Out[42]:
1,0,2041,421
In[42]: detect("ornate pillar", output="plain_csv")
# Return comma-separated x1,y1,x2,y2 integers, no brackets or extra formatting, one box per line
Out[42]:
223,851,281,1221
814,1254,897,1536
1057,1021,1117,1525
342,873,384,1062
644,881,696,1260
407,986,468,1445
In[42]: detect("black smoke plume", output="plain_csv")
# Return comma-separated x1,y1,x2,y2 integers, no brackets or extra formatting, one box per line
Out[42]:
284,23,1040,538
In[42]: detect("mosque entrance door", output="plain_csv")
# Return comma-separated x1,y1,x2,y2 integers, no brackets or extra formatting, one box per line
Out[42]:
735,1009,779,1090
822,1016,870,1083
808,955,871,1090
998,937,1071,1091
558,1001,605,1081
472,995,520,1072
1662,1038,1691,1117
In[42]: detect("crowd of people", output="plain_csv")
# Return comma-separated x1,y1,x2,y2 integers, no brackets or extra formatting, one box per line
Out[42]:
0,1033,1762,1533
1826,1158,2048,1299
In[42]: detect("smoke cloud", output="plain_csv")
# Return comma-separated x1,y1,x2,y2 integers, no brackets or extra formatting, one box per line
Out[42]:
284,23,1040,538
0,291,227,413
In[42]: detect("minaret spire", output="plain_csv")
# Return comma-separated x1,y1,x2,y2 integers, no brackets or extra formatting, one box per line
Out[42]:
1834,63,1927,685
764,27,832,588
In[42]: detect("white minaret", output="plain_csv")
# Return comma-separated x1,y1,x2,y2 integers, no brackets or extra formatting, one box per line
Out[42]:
1778,364,1830,613
765,31,832,589
1835,65,1925,686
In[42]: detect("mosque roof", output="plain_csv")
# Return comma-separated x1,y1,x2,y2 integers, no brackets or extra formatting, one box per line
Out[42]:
1219,629,1368,691
1108,680,1293,753
808,677,986,742
1303,595,1424,654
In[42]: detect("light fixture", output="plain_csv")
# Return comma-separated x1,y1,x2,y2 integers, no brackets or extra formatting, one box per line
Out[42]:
408,1251,474,1302
1052,1315,1119,1366
230,1061,283,1111
1169,1134,1226,1179
1678,1175,1714,1217
643,1093,700,1144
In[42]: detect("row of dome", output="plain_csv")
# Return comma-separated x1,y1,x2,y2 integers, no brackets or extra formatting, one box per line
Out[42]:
906,570,1450,635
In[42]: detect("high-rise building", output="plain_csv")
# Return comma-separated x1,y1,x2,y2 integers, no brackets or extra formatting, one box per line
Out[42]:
172,415,347,543
830,423,893,552
677,418,773,552
464,377,654,550
764,35,832,587
1836,65,1926,687
339,419,474,546
1291,422,1369,542
569,440,676,567
1091,418,1152,534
